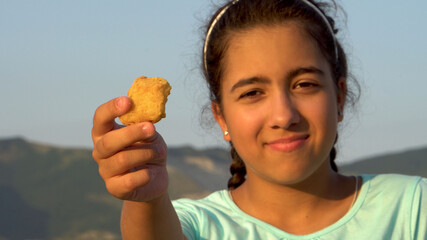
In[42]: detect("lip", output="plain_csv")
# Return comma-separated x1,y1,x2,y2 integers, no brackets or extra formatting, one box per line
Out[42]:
265,134,309,152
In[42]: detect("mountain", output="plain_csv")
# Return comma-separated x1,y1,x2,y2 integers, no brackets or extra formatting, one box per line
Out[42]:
0,137,230,240
0,137,425,239
339,146,427,177
0,137,122,239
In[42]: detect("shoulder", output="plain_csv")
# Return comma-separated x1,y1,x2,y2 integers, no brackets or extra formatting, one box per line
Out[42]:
362,173,423,182
342,174,426,239
172,190,235,226
355,174,425,216
172,190,231,212
359,174,426,219
172,190,241,239
361,173,424,194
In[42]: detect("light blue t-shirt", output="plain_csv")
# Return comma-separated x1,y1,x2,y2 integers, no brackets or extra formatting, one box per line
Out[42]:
172,174,426,240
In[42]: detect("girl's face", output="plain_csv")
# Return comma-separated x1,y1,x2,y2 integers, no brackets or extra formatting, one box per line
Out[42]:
213,23,346,185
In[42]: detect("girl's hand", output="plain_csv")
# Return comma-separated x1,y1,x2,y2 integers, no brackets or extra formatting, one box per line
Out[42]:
91,97,168,202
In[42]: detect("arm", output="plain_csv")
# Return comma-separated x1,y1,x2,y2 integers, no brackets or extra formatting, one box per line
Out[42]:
91,97,186,240
121,195,186,240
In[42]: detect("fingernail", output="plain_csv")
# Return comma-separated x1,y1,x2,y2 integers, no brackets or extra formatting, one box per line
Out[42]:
115,97,124,109
141,123,156,137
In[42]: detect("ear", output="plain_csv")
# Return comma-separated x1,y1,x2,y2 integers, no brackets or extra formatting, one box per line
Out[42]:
211,101,231,141
336,77,346,122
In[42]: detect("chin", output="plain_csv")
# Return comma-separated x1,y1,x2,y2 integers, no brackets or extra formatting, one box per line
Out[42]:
265,159,330,186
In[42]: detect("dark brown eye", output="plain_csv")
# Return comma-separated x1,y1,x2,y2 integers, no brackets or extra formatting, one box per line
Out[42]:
295,81,318,89
239,89,263,100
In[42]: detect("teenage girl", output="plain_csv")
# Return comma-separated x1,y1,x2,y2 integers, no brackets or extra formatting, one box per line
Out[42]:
91,0,426,239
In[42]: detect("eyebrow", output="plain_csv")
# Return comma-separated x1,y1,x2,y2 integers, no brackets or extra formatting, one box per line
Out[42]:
287,66,325,80
230,76,270,93
230,66,325,93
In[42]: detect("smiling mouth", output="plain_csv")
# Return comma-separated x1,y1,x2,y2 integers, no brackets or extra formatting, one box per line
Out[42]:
265,135,309,152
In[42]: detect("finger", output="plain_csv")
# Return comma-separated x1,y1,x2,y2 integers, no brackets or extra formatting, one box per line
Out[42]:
92,96,131,140
93,122,159,160
106,168,152,199
98,143,166,179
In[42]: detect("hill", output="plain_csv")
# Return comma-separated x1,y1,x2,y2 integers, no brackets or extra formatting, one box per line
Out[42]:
339,146,427,177
0,137,229,240
0,137,425,239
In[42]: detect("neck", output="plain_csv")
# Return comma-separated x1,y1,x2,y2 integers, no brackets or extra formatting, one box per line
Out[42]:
231,165,357,234
236,169,345,210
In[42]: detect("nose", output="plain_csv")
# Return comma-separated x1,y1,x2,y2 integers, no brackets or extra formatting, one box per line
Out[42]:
268,91,300,129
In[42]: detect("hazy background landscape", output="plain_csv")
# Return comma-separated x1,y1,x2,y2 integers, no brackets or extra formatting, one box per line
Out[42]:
0,137,426,239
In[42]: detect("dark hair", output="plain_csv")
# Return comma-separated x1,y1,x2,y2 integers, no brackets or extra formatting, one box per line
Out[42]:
202,0,359,190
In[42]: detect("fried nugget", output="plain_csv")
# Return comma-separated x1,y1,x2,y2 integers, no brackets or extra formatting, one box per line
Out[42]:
119,76,171,125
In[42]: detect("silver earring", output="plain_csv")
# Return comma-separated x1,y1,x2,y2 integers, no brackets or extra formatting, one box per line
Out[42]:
224,131,229,136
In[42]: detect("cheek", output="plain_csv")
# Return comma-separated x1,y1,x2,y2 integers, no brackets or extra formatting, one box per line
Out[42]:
224,104,265,145
304,93,339,141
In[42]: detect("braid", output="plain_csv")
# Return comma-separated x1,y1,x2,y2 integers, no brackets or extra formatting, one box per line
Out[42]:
329,146,338,172
227,143,246,190
330,134,339,172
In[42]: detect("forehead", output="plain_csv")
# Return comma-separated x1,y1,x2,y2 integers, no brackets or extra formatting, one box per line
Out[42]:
222,22,330,82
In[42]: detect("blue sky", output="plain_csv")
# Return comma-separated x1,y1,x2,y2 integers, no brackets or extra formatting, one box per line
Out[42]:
1,0,426,164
